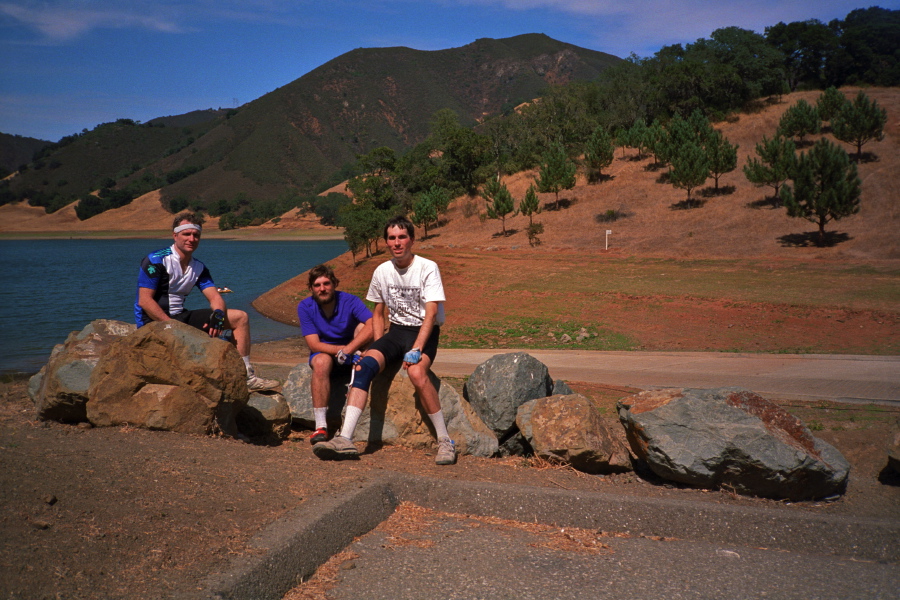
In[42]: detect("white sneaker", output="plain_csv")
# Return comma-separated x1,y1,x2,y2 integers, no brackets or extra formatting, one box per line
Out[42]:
247,371,279,391
435,437,456,465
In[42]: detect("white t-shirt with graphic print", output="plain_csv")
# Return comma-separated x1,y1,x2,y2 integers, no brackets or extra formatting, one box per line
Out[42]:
366,255,446,327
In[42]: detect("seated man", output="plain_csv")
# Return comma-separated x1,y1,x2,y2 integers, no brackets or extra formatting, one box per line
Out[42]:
134,213,279,391
312,215,455,465
298,264,373,444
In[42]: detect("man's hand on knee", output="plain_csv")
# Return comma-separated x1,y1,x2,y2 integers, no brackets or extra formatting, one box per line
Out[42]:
337,349,362,366
206,309,226,337
403,347,422,366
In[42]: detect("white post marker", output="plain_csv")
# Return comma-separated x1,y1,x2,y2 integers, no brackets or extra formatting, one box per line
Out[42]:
606,230,612,250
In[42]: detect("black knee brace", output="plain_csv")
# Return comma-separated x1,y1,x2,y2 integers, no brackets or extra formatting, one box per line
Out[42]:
350,356,380,391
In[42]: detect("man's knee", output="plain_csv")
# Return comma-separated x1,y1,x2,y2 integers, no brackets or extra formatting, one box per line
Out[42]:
407,362,432,389
226,309,248,328
309,352,333,375
350,356,380,391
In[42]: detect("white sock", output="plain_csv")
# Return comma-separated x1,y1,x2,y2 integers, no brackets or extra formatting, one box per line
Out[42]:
340,406,363,440
242,356,252,374
314,407,327,430
428,410,450,440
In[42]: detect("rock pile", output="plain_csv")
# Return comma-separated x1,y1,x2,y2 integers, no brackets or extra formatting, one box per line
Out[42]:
31,324,863,500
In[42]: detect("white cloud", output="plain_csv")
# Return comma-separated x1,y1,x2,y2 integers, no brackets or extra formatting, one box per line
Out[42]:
0,1,186,42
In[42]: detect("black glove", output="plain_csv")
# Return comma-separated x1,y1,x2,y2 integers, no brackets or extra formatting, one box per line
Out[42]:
209,309,226,331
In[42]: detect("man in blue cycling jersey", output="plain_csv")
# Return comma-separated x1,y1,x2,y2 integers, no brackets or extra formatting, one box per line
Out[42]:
298,264,373,445
135,213,278,391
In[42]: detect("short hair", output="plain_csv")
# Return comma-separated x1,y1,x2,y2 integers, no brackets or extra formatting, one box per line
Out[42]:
383,215,415,240
173,212,203,230
307,264,339,288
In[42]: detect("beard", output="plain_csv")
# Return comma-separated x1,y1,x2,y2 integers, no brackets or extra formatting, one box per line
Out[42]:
313,291,334,306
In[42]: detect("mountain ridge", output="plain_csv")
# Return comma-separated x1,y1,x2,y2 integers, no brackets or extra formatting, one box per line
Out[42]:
0,34,619,216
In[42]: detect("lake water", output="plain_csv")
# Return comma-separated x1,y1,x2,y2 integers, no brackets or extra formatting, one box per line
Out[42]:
0,238,347,375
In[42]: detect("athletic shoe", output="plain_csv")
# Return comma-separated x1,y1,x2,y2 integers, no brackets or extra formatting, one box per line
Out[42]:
309,427,328,445
247,373,280,391
312,435,359,460
435,437,456,465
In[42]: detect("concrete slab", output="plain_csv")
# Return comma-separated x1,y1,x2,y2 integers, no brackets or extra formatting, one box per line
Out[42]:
200,473,900,600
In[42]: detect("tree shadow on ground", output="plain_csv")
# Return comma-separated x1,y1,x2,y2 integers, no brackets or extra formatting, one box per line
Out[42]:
746,196,783,210
699,185,736,198
852,151,879,164
587,173,615,184
542,198,577,211
655,172,671,184
669,198,707,210
777,231,851,248
421,232,441,241
491,228,518,238
643,161,665,172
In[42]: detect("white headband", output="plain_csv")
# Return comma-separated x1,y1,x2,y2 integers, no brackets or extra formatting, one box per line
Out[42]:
174,223,201,233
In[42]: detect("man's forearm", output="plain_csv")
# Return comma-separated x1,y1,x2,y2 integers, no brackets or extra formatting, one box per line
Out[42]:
412,302,439,350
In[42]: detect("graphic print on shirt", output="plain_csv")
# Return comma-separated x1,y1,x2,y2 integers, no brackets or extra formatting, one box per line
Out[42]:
389,285,422,323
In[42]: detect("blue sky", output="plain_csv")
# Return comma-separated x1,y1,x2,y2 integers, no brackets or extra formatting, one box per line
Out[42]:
1,0,894,142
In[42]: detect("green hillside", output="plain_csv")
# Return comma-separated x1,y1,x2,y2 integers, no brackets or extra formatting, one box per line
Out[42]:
0,34,619,216
0,132,50,178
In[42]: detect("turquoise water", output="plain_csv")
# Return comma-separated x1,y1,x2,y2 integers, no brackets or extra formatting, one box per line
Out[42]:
0,238,347,374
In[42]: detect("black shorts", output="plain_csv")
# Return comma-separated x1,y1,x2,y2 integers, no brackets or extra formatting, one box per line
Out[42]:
369,324,440,364
171,309,216,332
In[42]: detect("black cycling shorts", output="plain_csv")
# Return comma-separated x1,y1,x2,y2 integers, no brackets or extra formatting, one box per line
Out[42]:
171,308,217,332
369,324,440,364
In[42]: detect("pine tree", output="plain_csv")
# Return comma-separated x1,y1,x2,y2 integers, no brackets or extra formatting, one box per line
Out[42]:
669,141,709,206
782,138,861,245
627,119,650,158
776,99,820,144
816,87,849,125
743,135,797,206
481,176,516,236
704,130,739,191
519,183,542,226
832,90,888,161
583,126,614,183
645,119,666,165
536,143,576,210
519,184,543,246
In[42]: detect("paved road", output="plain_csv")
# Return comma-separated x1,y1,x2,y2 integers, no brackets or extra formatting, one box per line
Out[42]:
433,349,900,404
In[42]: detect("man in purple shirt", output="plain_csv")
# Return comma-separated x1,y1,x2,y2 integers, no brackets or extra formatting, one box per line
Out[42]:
298,264,373,445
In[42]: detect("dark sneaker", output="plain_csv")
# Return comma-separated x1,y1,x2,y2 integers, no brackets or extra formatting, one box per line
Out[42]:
309,427,328,445
435,437,456,465
312,435,359,460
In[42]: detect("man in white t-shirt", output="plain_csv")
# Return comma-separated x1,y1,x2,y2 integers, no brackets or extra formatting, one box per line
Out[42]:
312,215,455,465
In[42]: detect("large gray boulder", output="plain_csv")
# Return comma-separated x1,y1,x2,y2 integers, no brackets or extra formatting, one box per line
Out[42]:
30,319,136,422
618,387,851,500
87,321,249,437
517,394,632,474
464,352,553,438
